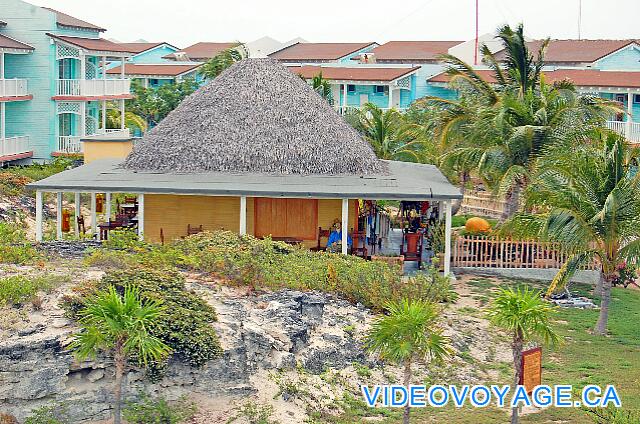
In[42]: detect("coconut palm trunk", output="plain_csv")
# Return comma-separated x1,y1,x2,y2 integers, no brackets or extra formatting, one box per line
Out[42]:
403,358,412,424
113,340,125,424
501,183,523,221
595,275,613,335
511,329,524,424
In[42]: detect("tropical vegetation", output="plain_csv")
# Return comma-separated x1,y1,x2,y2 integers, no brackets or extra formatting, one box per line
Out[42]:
69,285,171,424
487,286,559,424
127,78,200,128
365,299,450,424
503,131,640,335
418,23,619,219
199,43,248,80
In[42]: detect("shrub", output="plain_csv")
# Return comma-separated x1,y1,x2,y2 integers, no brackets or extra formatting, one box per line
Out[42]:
0,173,32,196
0,222,41,265
123,394,196,424
62,267,222,368
0,274,68,307
24,402,70,424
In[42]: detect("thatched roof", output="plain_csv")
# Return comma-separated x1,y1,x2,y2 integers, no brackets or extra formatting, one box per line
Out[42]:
122,58,383,175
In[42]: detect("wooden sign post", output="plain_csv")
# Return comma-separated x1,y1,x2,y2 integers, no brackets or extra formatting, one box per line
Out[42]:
520,347,542,394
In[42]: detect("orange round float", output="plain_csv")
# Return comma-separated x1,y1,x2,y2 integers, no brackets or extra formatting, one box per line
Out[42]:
465,217,491,233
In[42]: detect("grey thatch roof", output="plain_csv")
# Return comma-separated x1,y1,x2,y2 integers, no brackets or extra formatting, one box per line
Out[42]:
123,58,383,175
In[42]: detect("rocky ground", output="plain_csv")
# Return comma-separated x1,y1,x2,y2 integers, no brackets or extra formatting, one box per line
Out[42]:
0,258,512,423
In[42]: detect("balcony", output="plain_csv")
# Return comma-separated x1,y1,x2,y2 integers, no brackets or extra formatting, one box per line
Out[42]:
56,129,131,154
55,79,131,98
606,120,640,143
0,79,29,99
0,135,31,159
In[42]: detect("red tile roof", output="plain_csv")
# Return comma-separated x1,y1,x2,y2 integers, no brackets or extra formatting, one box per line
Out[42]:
494,39,638,63
41,7,106,32
163,42,238,60
290,65,420,82
47,34,137,54
0,34,34,51
428,69,640,89
116,42,179,54
370,41,462,62
107,63,201,76
270,42,376,61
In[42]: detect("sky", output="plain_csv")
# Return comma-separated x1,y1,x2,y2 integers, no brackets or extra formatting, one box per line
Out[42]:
29,0,640,47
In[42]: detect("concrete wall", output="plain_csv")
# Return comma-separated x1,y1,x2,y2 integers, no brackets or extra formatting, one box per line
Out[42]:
453,267,600,285
82,140,133,163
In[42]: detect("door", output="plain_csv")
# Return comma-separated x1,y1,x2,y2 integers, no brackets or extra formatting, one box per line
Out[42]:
615,94,626,121
254,198,318,240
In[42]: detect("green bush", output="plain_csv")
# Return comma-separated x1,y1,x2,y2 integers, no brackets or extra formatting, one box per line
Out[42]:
123,394,196,424
62,267,222,368
0,274,68,307
0,222,41,265
24,403,70,424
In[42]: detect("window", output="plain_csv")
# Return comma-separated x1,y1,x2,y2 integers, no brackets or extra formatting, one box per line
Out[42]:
374,85,386,94
347,84,356,93
634,94,640,104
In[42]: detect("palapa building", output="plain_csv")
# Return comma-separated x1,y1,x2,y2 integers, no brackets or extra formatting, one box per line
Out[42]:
29,58,462,274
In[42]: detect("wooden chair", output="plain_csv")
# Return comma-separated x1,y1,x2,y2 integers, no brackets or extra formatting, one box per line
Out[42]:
187,224,203,235
402,232,424,269
311,227,331,251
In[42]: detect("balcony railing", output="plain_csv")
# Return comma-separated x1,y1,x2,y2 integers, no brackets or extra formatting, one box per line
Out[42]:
95,128,131,137
334,105,407,115
56,79,131,97
1,135,30,157
0,79,28,98
606,120,640,143
57,136,82,154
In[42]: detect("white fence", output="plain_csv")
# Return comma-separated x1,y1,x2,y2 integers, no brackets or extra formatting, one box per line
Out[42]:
606,120,640,143
57,136,82,154
0,79,28,97
56,79,131,97
0,135,30,157
95,128,131,137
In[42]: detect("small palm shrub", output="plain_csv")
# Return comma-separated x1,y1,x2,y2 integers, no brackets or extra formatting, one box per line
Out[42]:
63,267,222,369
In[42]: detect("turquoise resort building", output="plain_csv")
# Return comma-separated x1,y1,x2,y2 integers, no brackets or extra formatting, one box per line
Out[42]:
2,0,640,165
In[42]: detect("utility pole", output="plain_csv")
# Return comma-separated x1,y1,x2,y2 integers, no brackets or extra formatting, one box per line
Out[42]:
474,0,479,66
578,0,582,40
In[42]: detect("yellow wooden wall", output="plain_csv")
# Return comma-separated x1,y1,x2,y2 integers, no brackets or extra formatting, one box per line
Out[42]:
145,195,240,243
82,140,133,164
144,194,357,247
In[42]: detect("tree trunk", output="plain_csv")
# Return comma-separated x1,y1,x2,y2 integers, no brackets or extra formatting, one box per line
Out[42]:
113,343,125,424
403,359,412,424
511,331,524,424
594,276,613,336
593,271,604,298
501,183,522,221
451,171,469,216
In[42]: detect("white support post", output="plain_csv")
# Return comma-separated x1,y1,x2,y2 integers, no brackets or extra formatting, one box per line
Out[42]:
35,191,43,242
101,100,107,130
105,192,111,222
239,196,247,235
626,91,633,139
56,192,63,241
120,99,125,130
90,192,97,238
102,55,107,98
137,193,145,241
74,192,80,237
80,101,86,137
342,84,347,114
79,52,86,95
341,198,349,255
1,102,5,156
0,51,4,79
444,200,452,276
388,85,393,110
121,57,125,79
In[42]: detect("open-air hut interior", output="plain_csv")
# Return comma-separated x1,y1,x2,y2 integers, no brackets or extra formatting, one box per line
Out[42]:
29,58,462,273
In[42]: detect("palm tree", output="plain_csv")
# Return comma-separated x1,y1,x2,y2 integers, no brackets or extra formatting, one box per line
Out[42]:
505,131,640,335
199,43,248,80
487,286,559,424
310,72,333,105
348,103,427,162
365,299,450,424
419,24,620,219
70,286,170,424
